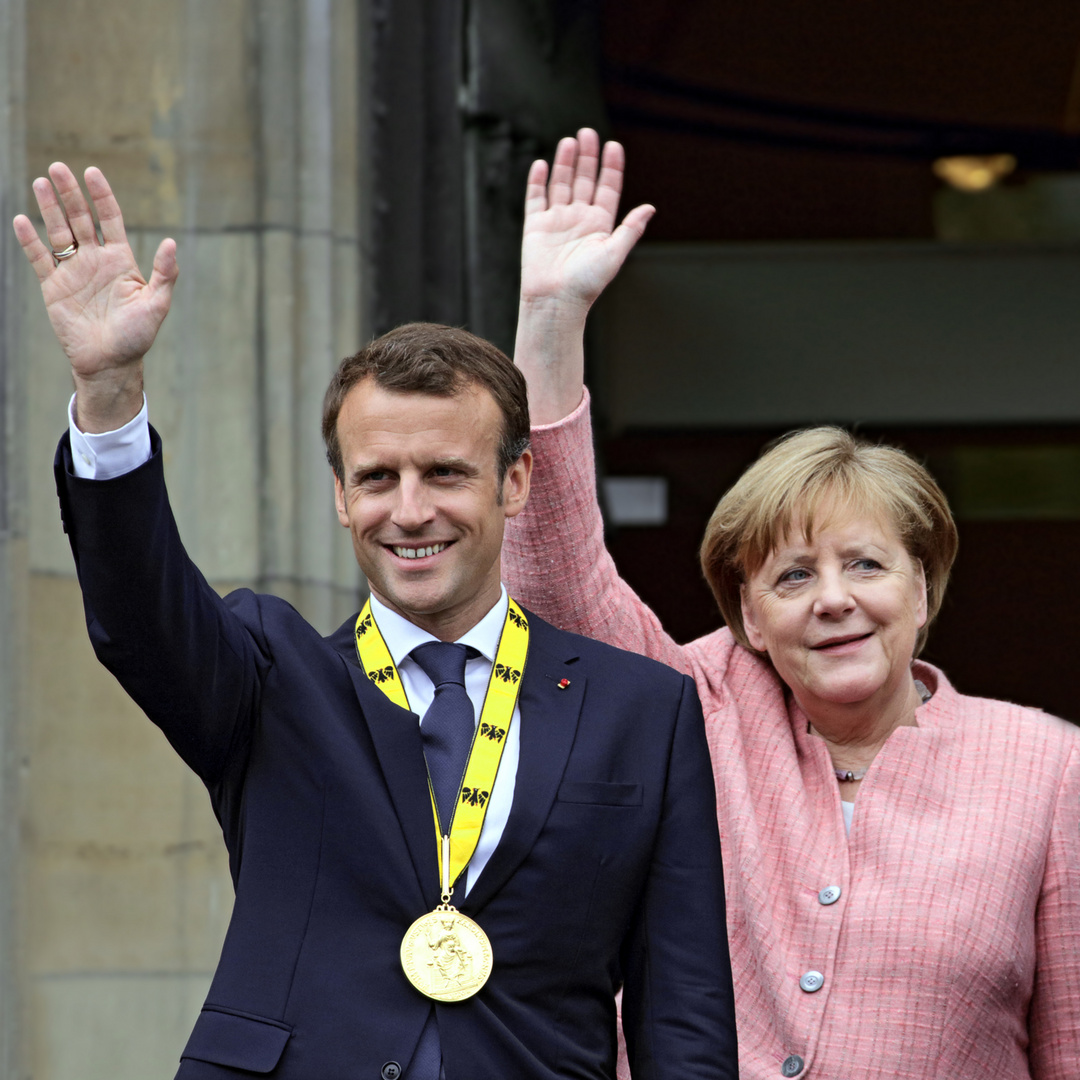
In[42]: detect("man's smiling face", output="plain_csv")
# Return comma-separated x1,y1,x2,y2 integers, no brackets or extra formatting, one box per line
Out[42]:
333,376,531,641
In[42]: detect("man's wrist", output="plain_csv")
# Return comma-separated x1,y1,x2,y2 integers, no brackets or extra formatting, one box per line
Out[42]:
71,363,145,434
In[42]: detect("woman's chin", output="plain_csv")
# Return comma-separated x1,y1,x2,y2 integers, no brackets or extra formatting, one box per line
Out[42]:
797,671,888,710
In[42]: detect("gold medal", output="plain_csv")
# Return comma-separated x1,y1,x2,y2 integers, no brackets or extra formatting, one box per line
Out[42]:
355,598,530,1003
400,903,493,1001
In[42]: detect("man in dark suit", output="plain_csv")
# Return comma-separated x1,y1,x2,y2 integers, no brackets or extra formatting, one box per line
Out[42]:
14,162,736,1079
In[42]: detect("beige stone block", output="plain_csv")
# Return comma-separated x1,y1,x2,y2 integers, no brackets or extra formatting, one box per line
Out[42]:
142,230,261,582
295,230,342,596
257,0,301,230
331,237,366,600
297,2,334,240
27,575,232,845
26,270,82,576
27,0,257,230
332,0,361,240
31,971,211,1080
28,586,189,847
333,237,363,366
26,575,233,973
260,229,299,579
28,840,231,973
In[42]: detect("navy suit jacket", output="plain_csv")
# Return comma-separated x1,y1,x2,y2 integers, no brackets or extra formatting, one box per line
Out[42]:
55,431,737,1080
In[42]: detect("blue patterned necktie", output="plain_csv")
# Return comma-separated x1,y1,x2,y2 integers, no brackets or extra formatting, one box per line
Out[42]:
411,641,475,832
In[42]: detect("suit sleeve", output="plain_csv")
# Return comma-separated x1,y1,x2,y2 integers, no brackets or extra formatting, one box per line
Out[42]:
1028,739,1080,1079
619,673,738,1080
54,428,266,787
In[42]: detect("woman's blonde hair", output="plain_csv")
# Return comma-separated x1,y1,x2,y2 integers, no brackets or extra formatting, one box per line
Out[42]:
700,426,958,655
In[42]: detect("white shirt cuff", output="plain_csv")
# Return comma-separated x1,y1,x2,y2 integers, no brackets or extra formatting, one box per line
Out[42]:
68,393,152,480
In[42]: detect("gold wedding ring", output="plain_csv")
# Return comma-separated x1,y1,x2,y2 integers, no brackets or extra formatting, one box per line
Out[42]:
52,242,78,261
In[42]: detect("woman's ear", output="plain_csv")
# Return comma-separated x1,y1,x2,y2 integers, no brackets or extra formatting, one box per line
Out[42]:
740,584,767,653
914,558,928,630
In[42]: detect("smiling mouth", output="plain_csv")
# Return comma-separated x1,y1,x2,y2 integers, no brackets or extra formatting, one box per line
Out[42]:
812,632,873,650
389,542,451,560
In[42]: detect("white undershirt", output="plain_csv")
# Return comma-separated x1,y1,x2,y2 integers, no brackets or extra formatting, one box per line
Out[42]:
66,395,519,895
841,800,854,835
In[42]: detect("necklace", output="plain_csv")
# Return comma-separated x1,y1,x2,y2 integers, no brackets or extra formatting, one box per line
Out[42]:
829,679,932,784
834,766,869,783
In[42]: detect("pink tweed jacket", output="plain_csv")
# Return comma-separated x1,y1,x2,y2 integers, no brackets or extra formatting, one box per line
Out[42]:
502,391,1080,1080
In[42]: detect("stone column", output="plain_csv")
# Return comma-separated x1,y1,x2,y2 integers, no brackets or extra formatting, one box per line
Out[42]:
20,3,368,1077
255,0,369,629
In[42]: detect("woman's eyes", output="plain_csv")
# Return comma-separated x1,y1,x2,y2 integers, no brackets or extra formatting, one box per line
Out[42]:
776,558,882,585
778,568,811,584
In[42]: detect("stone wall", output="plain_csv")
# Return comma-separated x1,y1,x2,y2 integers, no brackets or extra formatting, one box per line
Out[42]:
9,2,370,1076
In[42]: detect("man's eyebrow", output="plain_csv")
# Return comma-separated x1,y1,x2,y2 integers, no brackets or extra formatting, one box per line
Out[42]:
430,456,476,472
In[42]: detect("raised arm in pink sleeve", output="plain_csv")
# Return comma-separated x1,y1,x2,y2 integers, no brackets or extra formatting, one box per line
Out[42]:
503,388,693,676
1028,739,1080,1079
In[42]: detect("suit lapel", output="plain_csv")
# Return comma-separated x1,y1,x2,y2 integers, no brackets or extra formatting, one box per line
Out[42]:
339,653,441,908
460,617,585,915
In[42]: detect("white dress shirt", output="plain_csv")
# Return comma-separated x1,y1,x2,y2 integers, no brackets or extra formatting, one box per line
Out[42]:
367,592,521,894
67,395,520,895
68,393,151,480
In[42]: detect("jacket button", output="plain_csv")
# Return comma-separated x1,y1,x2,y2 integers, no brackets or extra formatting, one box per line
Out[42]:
781,1054,805,1076
818,885,841,905
381,1063,401,1080
799,970,824,993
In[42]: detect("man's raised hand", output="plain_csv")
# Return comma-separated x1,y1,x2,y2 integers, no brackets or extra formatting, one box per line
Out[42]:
519,129,654,313
12,163,177,431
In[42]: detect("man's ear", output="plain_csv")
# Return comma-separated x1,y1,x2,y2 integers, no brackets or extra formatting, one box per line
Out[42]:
333,469,349,527
740,584,767,653
502,449,532,519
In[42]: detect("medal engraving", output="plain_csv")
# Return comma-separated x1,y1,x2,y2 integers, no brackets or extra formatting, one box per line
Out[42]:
400,907,493,1002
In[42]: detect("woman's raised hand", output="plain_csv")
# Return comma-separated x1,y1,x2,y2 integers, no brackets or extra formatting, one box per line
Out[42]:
519,129,653,312
12,163,177,431
515,130,653,425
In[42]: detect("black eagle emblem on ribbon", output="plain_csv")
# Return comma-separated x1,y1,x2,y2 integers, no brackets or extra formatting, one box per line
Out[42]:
367,666,396,684
507,609,528,629
494,664,521,684
480,723,506,742
461,787,489,807
355,613,373,638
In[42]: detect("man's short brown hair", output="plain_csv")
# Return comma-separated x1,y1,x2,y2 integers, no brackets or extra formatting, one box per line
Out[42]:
322,322,531,485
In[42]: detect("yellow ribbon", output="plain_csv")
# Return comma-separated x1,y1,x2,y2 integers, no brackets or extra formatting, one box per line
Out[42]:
354,598,530,893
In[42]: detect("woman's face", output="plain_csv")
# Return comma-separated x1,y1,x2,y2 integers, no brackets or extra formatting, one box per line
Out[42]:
740,512,927,717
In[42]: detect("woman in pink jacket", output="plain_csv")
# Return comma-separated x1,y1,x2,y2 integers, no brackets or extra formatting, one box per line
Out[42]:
504,130,1080,1080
